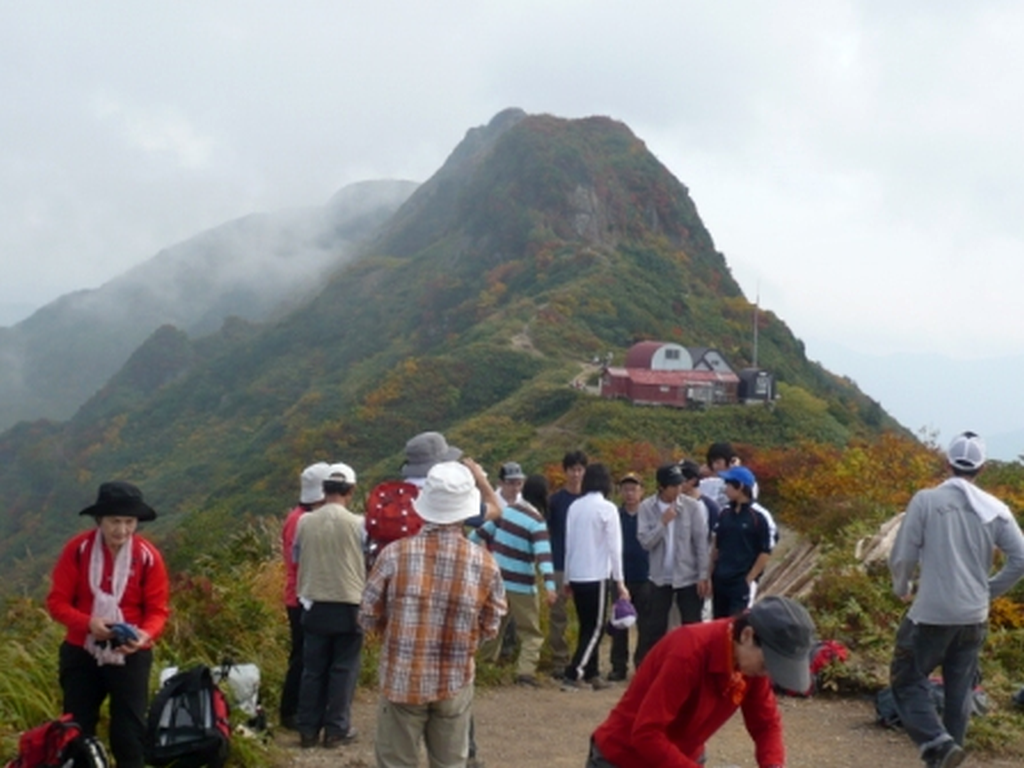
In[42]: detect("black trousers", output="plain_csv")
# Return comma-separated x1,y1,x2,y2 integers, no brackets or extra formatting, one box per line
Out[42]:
280,605,305,723
712,575,751,619
297,602,363,739
636,583,703,668
566,580,608,682
59,641,152,768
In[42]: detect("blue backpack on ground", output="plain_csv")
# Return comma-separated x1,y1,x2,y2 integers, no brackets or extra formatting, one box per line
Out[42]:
144,665,231,768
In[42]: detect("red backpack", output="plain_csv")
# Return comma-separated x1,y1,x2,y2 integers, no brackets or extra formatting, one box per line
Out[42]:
5,715,109,768
364,481,424,564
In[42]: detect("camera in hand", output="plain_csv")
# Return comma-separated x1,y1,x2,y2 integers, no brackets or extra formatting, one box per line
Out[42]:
107,622,140,648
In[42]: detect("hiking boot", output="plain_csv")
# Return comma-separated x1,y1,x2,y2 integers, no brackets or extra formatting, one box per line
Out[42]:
515,674,540,688
560,678,586,692
588,676,612,691
925,741,965,768
606,670,627,682
299,732,319,749
323,728,358,748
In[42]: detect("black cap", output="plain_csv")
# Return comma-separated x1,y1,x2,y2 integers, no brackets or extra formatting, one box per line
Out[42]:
656,464,684,487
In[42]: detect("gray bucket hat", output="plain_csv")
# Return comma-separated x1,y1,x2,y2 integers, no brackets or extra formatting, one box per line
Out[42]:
401,431,462,479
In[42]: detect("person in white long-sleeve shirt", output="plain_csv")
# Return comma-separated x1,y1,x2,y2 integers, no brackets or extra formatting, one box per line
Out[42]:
563,463,629,689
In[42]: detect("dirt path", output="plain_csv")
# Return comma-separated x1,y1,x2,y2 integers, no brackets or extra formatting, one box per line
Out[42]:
277,682,1020,767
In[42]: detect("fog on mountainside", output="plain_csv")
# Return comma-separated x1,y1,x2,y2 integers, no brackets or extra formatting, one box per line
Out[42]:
0,179,418,430
808,339,1024,461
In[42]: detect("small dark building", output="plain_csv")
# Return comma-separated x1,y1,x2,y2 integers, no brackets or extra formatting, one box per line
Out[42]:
737,368,776,403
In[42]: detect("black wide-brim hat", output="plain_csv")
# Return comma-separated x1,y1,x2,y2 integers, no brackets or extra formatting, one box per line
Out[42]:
78,481,158,522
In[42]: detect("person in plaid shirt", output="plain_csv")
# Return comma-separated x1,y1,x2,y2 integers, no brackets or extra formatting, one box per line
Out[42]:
360,460,507,768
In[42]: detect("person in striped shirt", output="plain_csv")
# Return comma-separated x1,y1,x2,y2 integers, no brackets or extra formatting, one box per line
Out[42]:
471,473,557,687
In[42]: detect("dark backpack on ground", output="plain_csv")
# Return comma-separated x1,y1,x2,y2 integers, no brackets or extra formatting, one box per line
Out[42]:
364,480,423,565
876,677,988,729
5,714,109,768
145,665,230,768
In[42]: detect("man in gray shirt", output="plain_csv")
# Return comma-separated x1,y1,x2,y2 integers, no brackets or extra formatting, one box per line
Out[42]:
636,464,709,667
889,431,1024,768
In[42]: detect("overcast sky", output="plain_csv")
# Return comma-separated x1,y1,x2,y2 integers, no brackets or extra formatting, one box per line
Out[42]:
3,2,1024,448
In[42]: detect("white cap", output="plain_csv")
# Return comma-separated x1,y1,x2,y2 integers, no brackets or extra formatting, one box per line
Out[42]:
325,462,357,485
299,462,330,504
947,431,986,471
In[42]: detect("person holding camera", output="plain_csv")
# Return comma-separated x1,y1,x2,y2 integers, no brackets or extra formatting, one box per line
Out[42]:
47,481,170,768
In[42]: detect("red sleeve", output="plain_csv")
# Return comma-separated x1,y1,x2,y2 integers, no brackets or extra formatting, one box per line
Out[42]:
282,509,301,566
137,539,170,643
740,676,785,767
46,534,93,638
628,643,706,768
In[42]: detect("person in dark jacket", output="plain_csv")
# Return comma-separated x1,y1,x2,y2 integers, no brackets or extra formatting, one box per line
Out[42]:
546,450,588,677
709,466,772,619
608,471,650,681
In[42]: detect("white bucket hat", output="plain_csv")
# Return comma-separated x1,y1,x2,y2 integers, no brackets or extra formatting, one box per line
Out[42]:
412,461,481,525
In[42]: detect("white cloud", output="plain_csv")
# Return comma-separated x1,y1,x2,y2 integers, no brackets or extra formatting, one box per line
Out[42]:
91,94,215,170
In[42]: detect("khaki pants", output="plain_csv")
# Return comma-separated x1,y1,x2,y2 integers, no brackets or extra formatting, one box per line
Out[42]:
374,684,474,768
547,570,570,670
482,591,543,677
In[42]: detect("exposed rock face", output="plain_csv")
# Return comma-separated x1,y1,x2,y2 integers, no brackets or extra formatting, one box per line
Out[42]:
569,184,611,246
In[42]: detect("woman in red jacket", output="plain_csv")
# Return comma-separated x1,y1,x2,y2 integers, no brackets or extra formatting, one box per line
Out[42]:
46,481,170,768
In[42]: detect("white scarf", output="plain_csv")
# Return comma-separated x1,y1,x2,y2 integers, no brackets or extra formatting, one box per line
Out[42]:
942,477,1013,524
85,528,132,666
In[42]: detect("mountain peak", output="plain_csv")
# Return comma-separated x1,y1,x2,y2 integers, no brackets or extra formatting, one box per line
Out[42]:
375,109,721,273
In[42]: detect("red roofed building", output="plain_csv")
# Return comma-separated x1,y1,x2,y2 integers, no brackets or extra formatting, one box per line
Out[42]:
601,341,740,407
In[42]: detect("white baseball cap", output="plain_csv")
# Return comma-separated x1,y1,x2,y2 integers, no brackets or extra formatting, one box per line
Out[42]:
947,431,986,471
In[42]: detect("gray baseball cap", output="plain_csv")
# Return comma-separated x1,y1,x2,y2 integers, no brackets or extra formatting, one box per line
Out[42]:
748,596,816,693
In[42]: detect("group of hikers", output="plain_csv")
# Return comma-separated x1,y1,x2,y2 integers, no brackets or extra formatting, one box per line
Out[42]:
43,428,1024,768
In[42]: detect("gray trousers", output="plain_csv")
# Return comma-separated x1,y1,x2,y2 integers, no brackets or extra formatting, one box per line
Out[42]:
889,616,986,752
